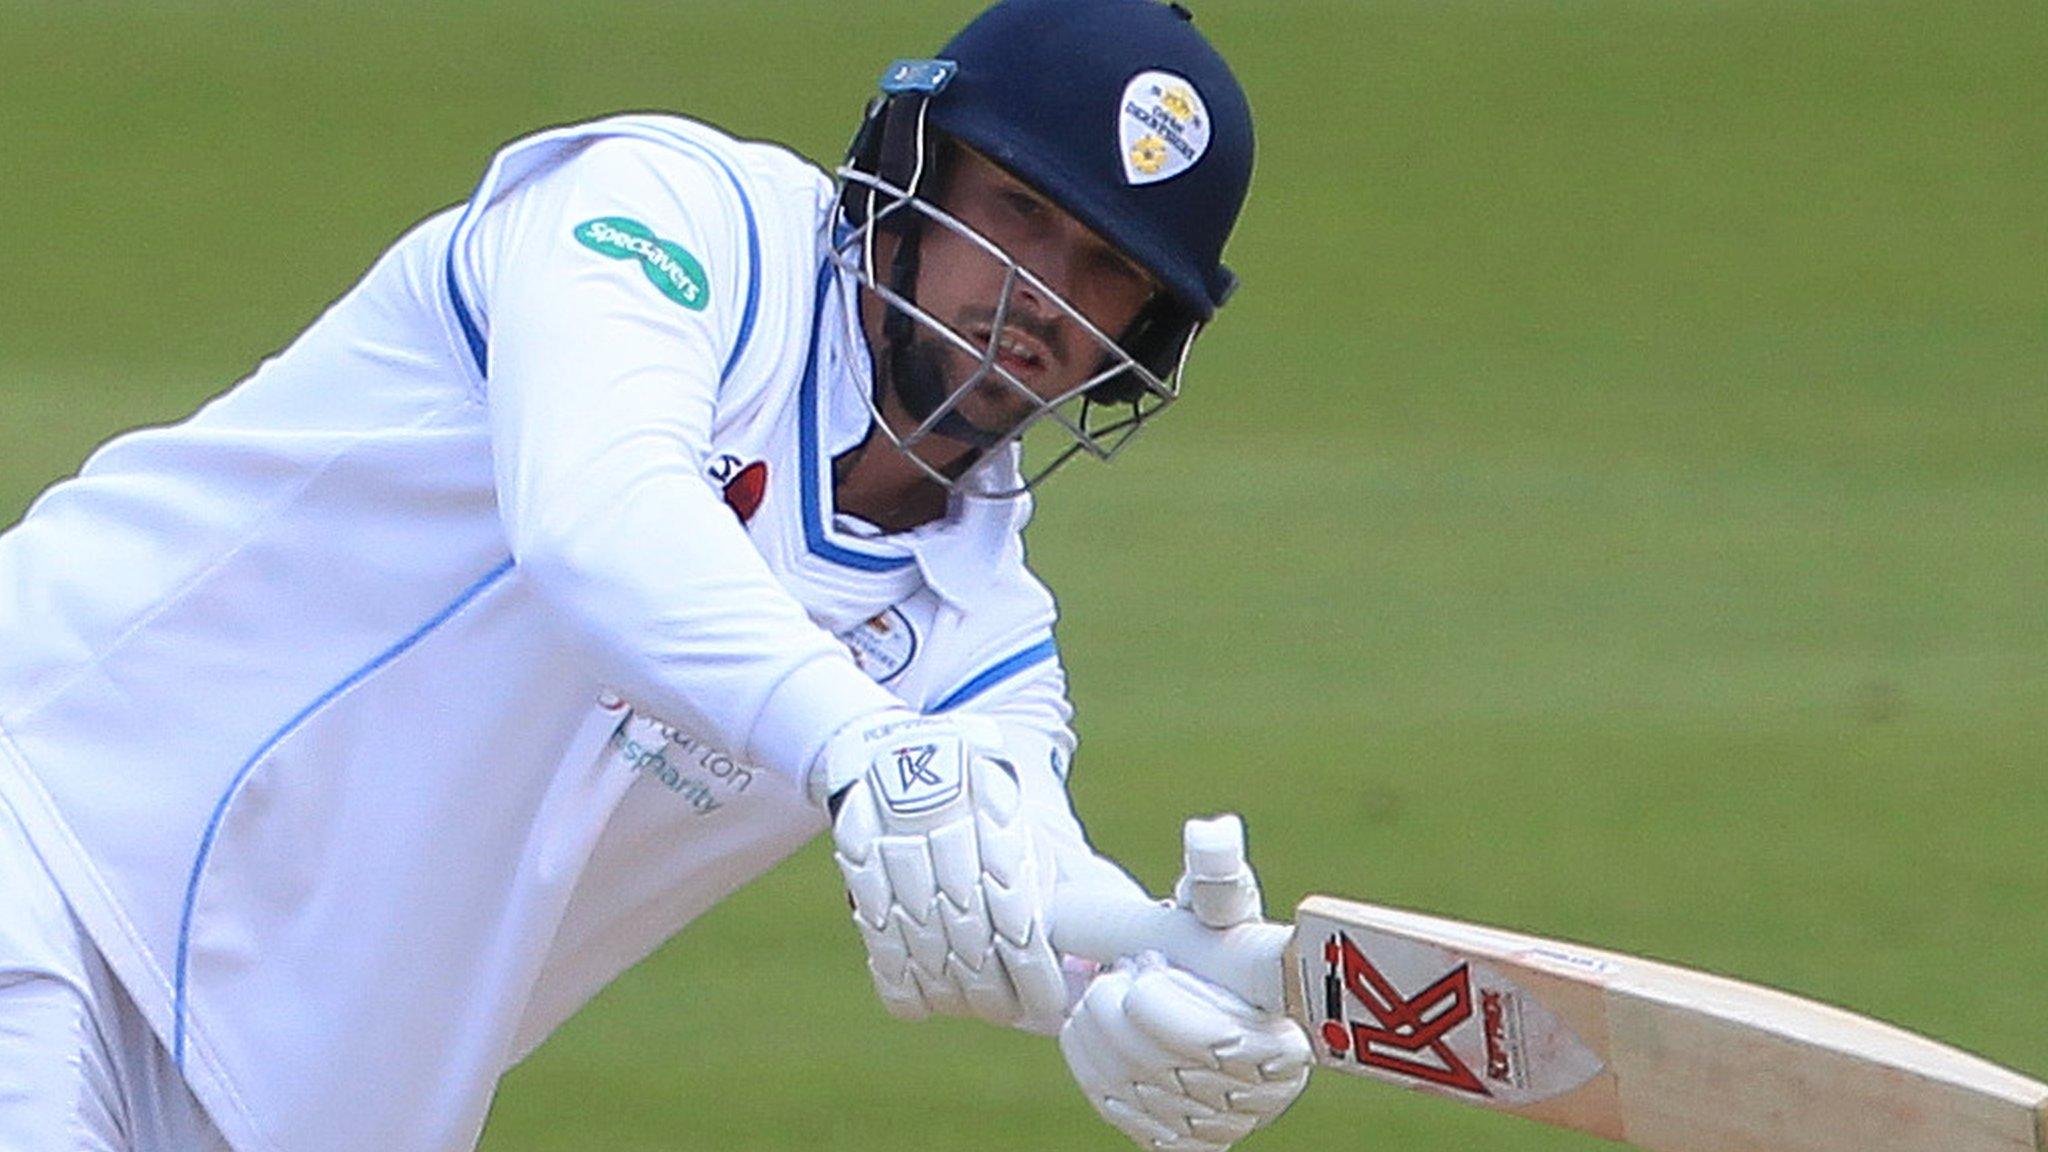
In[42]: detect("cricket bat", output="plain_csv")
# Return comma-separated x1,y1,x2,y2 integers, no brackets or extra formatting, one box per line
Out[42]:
1051,886,2048,1152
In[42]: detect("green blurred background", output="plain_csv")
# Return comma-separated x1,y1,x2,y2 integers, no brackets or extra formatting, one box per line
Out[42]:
3,1,2044,1148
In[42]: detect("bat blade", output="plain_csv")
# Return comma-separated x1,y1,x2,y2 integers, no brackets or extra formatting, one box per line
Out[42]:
1289,894,2048,1152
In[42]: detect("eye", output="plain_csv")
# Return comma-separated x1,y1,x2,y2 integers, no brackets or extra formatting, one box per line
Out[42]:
1002,189,1048,219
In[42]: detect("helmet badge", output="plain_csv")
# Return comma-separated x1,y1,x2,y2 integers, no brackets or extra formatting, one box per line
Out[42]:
1118,70,1211,186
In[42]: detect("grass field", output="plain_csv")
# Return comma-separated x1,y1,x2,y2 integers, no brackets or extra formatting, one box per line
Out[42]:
4,1,2044,1149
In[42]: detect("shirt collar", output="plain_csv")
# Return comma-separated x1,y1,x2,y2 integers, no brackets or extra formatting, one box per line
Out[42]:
818,257,1033,608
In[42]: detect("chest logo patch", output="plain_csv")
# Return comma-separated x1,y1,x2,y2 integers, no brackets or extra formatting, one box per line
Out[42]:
1119,70,1211,186
724,461,767,522
840,607,918,683
574,216,711,311
708,454,767,523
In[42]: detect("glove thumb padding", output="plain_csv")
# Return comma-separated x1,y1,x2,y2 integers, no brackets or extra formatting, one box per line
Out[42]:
1175,814,1265,929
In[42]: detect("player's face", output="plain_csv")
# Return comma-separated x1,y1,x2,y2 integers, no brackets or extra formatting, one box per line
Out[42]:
887,148,1159,448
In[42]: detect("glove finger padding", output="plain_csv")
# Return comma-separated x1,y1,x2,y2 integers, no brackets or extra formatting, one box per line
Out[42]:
1062,953,1312,1152
1122,965,1266,1061
1061,973,1186,1096
826,714,1066,1035
1125,966,1313,1081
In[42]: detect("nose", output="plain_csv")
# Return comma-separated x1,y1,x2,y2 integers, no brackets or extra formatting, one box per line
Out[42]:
999,284,1069,367
1006,252,1064,326
1010,238,1102,346
1020,233,1084,305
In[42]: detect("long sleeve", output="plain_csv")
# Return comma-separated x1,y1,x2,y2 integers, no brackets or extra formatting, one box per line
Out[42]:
957,656,1151,904
462,136,899,785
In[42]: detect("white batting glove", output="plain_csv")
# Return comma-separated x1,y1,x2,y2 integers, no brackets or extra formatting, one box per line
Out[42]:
815,710,1068,1035
1061,952,1312,1151
1060,814,1311,1150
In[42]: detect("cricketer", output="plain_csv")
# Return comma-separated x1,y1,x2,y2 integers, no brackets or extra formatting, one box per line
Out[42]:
0,1,1313,1149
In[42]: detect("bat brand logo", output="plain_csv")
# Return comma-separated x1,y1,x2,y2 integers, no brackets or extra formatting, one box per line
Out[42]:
1295,907,1610,1108
1316,932,1489,1096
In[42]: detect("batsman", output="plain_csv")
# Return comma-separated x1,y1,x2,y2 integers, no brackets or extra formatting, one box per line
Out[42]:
0,1,1312,1148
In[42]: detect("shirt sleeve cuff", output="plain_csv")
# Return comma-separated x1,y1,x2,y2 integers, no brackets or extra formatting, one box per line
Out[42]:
743,654,903,792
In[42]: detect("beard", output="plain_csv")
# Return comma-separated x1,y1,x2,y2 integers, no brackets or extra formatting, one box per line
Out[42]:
886,330,1007,451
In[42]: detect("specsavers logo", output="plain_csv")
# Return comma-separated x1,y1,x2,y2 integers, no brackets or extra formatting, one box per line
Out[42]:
574,216,711,311
1118,70,1211,186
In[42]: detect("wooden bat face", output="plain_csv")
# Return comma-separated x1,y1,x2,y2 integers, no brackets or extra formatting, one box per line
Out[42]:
1284,895,2048,1152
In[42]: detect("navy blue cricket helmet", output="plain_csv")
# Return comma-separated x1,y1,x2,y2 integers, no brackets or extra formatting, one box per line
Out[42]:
848,0,1256,320
835,0,1256,494
931,0,1255,319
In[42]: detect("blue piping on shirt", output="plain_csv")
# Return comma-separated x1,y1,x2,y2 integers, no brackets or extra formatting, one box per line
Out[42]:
171,557,516,1067
446,247,488,376
796,260,914,572
932,637,1059,712
628,123,763,384
441,121,766,385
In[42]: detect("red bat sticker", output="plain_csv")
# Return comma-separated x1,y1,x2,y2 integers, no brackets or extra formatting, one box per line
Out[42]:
1318,932,1489,1096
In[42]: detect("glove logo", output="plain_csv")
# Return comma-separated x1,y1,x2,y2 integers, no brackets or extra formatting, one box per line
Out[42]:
873,739,961,815
897,744,939,788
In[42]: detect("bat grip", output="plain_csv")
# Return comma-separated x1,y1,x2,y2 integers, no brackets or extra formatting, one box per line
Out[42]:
1050,885,1292,1014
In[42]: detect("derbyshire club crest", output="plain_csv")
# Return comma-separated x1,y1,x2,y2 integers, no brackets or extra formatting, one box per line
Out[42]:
838,607,918,684
1119,70,1211,185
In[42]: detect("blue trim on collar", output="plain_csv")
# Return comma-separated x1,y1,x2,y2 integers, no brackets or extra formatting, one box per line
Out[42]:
932,636,1059,712
171,557,516,1068
798,260,914,572
445,243,488,377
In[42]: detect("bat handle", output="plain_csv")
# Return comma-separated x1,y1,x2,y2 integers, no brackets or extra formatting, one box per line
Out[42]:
1050,885,1293,1014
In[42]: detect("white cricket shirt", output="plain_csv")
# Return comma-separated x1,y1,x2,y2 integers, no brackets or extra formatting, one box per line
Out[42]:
0,116,1113,1152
